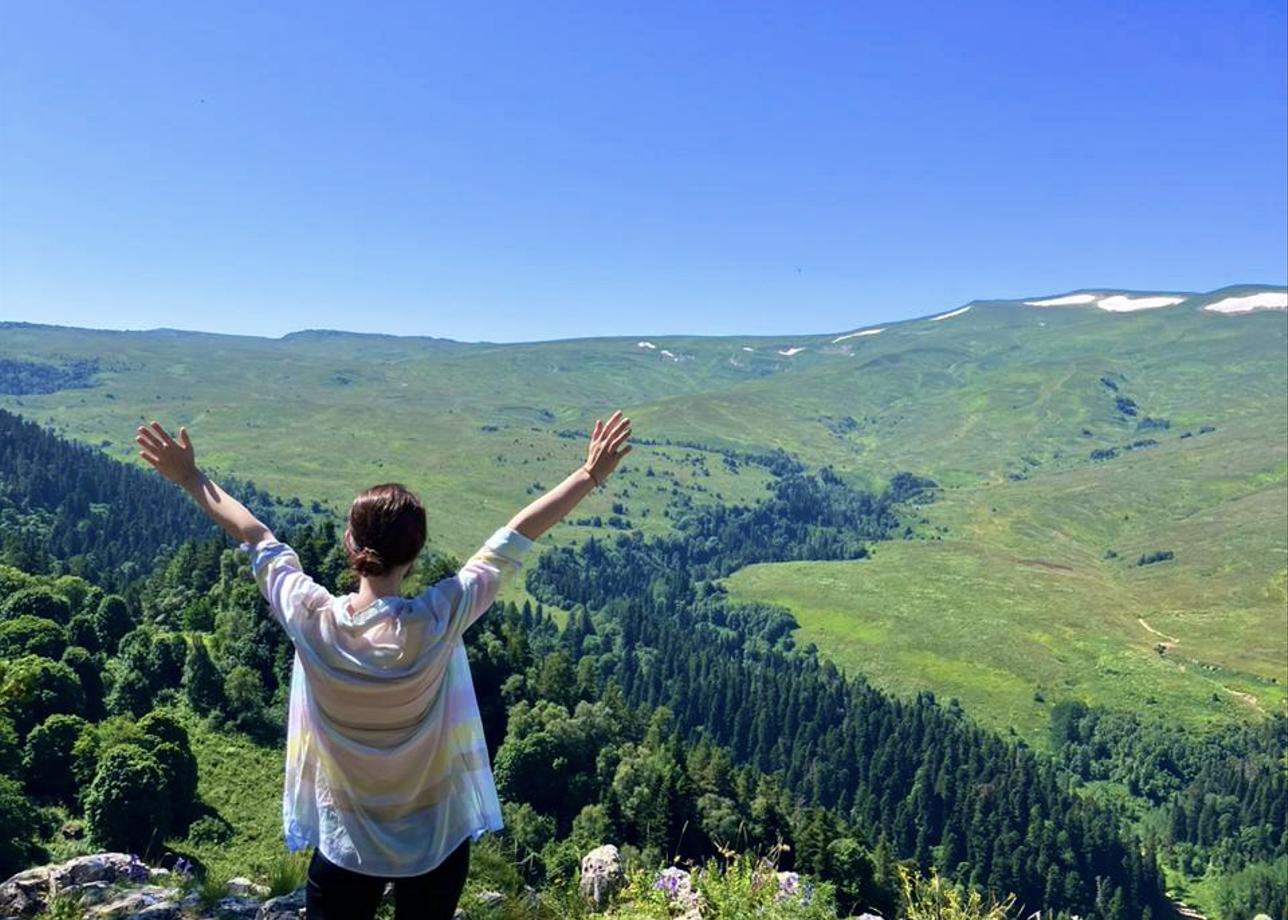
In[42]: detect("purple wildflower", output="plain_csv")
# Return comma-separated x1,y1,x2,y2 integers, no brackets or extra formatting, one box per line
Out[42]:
126,854,149,882
654,867,688,899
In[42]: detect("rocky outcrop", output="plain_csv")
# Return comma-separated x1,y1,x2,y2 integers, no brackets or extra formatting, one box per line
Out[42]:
0,853,306,920
579,844,626,908
256,888,307,920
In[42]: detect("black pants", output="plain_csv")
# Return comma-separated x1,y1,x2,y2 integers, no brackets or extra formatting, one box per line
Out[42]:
305,839,470,920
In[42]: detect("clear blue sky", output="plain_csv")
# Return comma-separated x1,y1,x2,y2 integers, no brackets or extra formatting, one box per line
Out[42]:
2,1,1285,342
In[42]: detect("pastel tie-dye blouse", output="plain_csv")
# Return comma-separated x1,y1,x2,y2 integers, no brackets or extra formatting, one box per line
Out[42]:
242,526,533,877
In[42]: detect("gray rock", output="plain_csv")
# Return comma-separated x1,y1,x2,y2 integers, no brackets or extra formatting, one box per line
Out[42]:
256,886,306,920
76,881,116,906
1,854,146,918
83,886,178,918
578,844,625,909
227,877,271,899
0,867,49,918
654,866,700,919
208,894,263,919
128,903,183,920
60,853,138,888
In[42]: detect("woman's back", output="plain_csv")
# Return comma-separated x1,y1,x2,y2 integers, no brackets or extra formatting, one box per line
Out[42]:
247,528,532,876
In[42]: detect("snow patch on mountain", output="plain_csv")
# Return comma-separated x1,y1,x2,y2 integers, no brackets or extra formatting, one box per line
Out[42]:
637,341,657,349
1204,292,1288,314
832,328,884,343
1023,293,1187,312
1026,294,1098,306
930,306,971,321
777,347,806,356
1096,295,1186,312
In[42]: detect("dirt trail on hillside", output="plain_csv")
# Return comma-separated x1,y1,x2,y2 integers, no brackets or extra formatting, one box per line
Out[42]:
1221,685,1264,714
1137,617,1179,644
1015,558,1075,575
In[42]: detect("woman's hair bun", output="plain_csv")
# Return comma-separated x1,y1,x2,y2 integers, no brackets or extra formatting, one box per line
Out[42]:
350,545,387,577
344,483,427,579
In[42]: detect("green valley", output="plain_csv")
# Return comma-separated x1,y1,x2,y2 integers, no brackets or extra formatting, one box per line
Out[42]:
4,286,1284,739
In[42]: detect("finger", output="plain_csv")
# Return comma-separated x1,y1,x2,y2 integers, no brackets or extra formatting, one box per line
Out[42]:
135,431,164,452
599,411,621,440
150,421,177,447
605,414,630,440
178,426,192,450
608,426,632,450
139,451,160,467
591,419,603,441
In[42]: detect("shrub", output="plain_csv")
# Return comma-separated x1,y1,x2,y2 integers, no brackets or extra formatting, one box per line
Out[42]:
105,666,155,718
60,645,106,720
66,614,100,653
0,655,85,737
151,633,187,689
224,664,265,725
266,851,311,897
0,773,44,880
186,814,233,845
22,713,90,803
0,615,69,660
182,596,215,632
147,741,199,824
899,865,1015,920
84,744,173,854
183,638,226,716
0,588,72,625
92,595,132,654
0,565,35,598
0,714,19,777
138,711,199,820
50,575,98,615
1137,550,1175,566
617,850,839,919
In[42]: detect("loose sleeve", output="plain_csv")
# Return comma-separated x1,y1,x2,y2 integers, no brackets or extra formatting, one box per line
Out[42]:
417,526,534,641
241,539,329,635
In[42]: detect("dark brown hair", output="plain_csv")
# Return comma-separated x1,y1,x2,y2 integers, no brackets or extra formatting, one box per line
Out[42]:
344,483,427,578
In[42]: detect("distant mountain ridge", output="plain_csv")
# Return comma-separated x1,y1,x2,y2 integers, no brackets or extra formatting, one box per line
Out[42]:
2,282,1283,345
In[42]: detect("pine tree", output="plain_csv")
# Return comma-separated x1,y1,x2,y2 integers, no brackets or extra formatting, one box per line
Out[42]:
183,637,225,715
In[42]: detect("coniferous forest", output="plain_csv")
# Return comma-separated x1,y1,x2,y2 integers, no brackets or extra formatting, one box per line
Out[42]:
0,409,1284,919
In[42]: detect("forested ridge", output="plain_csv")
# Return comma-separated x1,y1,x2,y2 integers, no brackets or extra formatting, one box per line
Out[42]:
525,475,1179,919
0,411,1283,918
0,409,311,586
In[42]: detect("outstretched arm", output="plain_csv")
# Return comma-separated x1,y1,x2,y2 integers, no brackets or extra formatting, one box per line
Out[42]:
506,410,632,541
135,421,273,546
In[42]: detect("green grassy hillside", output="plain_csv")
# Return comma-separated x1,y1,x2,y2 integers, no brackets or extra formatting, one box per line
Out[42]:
3,284,1284,740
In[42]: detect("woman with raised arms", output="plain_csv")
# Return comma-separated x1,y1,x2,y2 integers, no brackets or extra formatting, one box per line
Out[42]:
135,412,632,920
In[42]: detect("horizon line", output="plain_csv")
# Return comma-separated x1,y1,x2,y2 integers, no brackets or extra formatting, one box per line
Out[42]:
2,281,1283,346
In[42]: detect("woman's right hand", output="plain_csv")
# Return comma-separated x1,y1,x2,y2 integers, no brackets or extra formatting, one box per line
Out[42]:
583,410,632,485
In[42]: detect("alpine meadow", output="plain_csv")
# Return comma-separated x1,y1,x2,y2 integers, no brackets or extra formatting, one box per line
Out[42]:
0,284,1284,919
